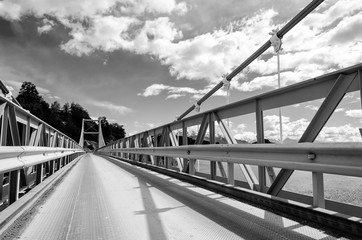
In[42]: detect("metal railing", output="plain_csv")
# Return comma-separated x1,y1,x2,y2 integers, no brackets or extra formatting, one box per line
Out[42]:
0,94,84,207
98,64,362,217
97,0,362,235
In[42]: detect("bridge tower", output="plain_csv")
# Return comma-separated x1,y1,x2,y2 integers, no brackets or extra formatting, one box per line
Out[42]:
79,117,106,149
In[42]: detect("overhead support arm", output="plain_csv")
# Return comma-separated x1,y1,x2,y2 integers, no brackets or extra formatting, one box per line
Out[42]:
176,0,325,121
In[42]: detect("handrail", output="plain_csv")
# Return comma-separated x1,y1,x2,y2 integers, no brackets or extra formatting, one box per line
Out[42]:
0,87,85,206
0,147,84,174
98,64,362,152
97,63,362,222
100,143,362,177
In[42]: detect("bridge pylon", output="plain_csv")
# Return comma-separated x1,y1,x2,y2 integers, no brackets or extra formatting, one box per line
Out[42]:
79,117,106,149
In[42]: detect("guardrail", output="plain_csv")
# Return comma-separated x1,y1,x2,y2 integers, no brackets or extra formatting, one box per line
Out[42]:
97,0,362,234
98,64,362,221
0,93,84,207
100,143,362,177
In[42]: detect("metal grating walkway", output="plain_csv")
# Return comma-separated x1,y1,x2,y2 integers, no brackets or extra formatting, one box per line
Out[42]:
4,154,344,239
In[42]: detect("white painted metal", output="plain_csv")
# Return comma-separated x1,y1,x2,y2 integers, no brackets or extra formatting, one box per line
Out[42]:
100,143,362,177
0,146,83,174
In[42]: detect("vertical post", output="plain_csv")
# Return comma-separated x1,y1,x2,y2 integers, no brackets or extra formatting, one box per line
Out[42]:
227,162,234,185
209,114,216,180
25,116,31,145
359,69,362,137
153,130,158,165
117,141,121,158
9,170,20,204
36,163,43,184
182,122,188,172
189,159,195,175
56,158,60,170
256,100,266,192
1,104,9,146
47,127,51,147
0,173,3,201
277,52,283,143
312,172,325,208
121,140,125,158
165,129,170,169
79,119,84,148
126,138,130,160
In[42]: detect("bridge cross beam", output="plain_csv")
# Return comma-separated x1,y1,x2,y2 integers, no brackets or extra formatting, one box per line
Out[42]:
79,118,106,149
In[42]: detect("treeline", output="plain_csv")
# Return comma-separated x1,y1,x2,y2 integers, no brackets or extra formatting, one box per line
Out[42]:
15,81,125,145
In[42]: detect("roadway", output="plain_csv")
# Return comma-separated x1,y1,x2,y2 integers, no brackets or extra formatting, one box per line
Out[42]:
6,154,338,239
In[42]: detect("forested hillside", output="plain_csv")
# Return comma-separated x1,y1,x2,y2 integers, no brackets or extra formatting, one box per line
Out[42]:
16,82,125,144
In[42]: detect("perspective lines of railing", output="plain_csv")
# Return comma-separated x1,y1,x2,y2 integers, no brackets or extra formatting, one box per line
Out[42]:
98,64,362,236
97,0,362,236
0,93,84,208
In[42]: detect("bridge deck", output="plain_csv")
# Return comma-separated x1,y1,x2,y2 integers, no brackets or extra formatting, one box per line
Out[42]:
6,154,338,239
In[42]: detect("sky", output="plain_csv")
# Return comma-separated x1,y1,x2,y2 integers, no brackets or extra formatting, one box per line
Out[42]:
0,0,361,143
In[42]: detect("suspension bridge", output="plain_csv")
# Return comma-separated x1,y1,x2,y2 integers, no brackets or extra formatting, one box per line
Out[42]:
0,0,361,239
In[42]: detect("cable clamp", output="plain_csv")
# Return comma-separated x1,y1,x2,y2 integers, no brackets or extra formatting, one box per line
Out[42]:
222,77,230,89
269,28,282,53
194,102,200,112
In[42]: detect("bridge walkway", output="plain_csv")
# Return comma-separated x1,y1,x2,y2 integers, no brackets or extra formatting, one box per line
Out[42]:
4,154,339,239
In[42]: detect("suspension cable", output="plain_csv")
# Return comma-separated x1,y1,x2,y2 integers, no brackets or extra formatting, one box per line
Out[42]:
176,0,325,121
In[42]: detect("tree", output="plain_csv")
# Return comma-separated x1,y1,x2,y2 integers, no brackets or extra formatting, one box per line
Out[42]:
16,81,48,120
99,116,126,144
16,82,127,146
47,101,64,132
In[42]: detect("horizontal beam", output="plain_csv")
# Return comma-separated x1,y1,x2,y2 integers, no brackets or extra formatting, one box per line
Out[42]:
0,146,84,173
99,143,362,177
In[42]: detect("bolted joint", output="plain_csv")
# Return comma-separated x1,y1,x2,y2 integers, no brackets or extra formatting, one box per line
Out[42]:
307,152,316,160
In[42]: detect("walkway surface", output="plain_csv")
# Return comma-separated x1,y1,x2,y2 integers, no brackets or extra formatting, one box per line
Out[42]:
9,154,339,239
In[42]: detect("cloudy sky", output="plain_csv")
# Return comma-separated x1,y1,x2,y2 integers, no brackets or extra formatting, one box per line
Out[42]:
0,0,361,142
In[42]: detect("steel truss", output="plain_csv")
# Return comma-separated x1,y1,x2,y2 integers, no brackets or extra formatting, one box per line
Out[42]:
99,64,362,221
0,95,84,206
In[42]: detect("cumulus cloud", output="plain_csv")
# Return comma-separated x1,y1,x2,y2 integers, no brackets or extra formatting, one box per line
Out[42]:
137,83,171,97
335,108,345,113
138,83,228,99
345,109,362,118
317,124,361,142
0,0,360,94
232,123,256,143
90,100,133,115
37,19,55,34
134,121,158,130
262,115,361,142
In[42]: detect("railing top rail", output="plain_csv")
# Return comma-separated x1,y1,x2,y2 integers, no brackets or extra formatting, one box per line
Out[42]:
99,63,362,149
0,146,83,174
0,94,82,149
99,142,362,177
